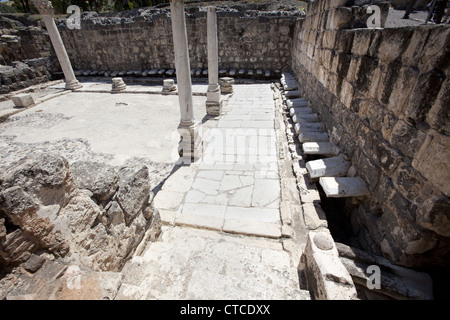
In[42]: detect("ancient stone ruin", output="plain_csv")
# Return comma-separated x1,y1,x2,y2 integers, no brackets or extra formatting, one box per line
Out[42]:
0,0,449,302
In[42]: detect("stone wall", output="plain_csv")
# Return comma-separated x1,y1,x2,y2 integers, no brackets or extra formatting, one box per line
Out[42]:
291,0,450,268
0,15,57,93
57,8,299,73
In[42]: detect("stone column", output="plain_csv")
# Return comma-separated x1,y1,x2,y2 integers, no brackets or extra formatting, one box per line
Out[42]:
31,0,82,90
205,6,222,116
170,0,202,162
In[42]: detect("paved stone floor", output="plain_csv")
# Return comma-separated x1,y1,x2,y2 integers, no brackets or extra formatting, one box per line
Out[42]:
119,83,309,299
0,81,310,300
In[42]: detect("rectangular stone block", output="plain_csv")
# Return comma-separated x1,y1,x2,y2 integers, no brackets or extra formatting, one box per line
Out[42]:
286,98,308,108
413,133,450,197
292,113,319,124
319,177,369,198
289,107,313,117
298,131,329,143
303,202,328,230
11,94,34,108
302,142,340,156
329,7,352,30
295,122,325,134
306,155,350,180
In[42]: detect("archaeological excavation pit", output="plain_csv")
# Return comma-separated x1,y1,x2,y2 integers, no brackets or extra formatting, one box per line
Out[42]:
0,0,449,303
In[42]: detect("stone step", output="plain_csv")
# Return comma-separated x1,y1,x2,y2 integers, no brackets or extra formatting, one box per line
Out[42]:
295,122,324,133
298,131,329,143
319,177,369,198
306,155,350,180
302,142,341,156
289,107,313,117
286,98,308,108
284,90,302,98
292,113,319,124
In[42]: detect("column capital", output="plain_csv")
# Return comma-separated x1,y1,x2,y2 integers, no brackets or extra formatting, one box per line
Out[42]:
30,0,54,15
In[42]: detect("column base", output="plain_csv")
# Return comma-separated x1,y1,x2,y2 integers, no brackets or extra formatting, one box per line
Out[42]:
206,100,223,116
206,85,222,116
65,79,83,90
177,121,203,163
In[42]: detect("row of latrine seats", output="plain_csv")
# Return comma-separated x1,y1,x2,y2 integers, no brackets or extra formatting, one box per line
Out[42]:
74,68,281,79
281,72,369,199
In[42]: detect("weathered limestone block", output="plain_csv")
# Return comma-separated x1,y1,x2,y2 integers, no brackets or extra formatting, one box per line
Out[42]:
11,94,35,108
298,131,329,143
303,202,328,230
286,98,308,108
416,195,450,237
302,142,341,155
405,69,445,124
299,231,357,300
413,133,450,197
377,199,440,265
319,177,369,198
289,107,313,117
426,77,449,134
71,161,120,203
4,260,124,300
377,28,413,63
295,122,324,134
306,154,350,180
389,120,426,159
418,25,450,72
115,166,151,225
328,7,352,30
292,113,319,124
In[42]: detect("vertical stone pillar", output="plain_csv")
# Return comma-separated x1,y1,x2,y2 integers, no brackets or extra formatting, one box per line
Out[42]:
31,0,82,90
170,0,202,162
206,6,222,116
